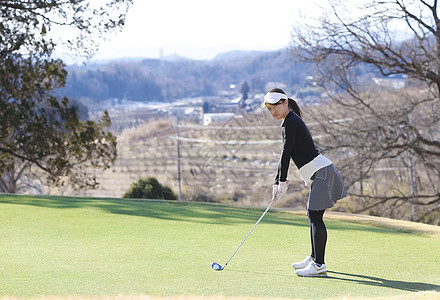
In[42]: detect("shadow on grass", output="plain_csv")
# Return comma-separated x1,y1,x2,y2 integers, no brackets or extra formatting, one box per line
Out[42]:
1,194,426,237
211,268,440,293
1,194,427,237
0,194,309,227
327,270,440,292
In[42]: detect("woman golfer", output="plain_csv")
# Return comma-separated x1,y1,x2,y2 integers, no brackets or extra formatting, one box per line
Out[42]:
262,88,348,277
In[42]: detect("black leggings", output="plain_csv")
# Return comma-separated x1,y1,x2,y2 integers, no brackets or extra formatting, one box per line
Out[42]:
308,209,327,265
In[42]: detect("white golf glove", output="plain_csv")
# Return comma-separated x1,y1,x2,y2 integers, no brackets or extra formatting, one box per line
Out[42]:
278,181,289,193
272,184,278,200
272,181,289,202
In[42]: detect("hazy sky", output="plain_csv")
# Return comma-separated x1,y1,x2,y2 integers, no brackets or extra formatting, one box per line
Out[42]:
92,0,325,61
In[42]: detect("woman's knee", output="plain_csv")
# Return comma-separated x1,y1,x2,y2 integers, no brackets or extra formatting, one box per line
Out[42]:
308,209,325,224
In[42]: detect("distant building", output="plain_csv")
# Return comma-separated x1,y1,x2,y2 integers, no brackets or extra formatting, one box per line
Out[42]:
203,113,234,126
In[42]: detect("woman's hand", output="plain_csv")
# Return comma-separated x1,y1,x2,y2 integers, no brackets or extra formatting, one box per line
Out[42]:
272,181,289,202
272,185,279,200
277,181,289,200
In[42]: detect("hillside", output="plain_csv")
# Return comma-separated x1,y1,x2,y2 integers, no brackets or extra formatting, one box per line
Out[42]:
60,49,342,102
71,112,317,208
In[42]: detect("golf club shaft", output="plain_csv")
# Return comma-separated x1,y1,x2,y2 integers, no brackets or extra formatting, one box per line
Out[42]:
223,197,275,268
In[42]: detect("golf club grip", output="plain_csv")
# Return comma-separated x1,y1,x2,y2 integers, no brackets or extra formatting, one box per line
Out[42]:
224,198,275,266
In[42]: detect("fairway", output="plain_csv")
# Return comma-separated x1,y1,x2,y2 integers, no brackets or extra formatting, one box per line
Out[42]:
0,194,439,299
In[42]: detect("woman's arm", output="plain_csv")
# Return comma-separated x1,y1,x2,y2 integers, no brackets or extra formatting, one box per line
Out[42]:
275,120,296,183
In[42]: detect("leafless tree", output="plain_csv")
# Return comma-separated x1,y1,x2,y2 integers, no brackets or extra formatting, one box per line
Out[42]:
291,0,440,223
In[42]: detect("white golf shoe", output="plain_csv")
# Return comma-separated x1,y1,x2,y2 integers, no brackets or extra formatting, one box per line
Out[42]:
291,255,313,269
294,261,327,277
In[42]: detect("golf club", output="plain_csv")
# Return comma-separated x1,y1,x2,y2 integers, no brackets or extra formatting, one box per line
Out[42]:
212,196,276,271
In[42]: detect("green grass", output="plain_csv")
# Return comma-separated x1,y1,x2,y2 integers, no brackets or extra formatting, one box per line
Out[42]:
1,194,439,299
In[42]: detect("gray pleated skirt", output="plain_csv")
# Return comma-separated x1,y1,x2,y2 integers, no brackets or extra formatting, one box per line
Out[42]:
307,164,348,211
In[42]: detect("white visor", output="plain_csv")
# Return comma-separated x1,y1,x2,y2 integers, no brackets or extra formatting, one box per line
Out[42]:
260,92,287,109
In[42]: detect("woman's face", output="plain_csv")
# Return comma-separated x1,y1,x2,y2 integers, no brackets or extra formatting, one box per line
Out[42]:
266,100,290,120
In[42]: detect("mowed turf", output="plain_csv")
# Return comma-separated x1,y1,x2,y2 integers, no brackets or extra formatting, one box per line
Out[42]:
0,194,439,299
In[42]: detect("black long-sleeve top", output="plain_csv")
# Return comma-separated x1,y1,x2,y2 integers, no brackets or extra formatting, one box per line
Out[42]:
275,111,319,184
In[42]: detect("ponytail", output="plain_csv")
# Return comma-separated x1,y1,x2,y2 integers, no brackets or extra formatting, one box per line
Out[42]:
288,98,302,118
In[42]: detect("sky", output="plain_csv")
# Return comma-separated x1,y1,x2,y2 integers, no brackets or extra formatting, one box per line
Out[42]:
91,0,325,61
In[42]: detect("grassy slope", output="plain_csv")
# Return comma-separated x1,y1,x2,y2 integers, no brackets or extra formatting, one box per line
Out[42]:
0,194,439,299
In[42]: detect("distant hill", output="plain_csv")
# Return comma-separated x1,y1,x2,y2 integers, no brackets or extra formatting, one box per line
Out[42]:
212,50,267,61
59,49,312,102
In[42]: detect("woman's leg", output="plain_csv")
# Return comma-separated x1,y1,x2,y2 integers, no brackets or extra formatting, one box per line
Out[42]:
309,220,315,261
307,209,327,265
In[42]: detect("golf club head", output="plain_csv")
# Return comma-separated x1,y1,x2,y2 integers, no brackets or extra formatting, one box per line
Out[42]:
211,262,223,271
